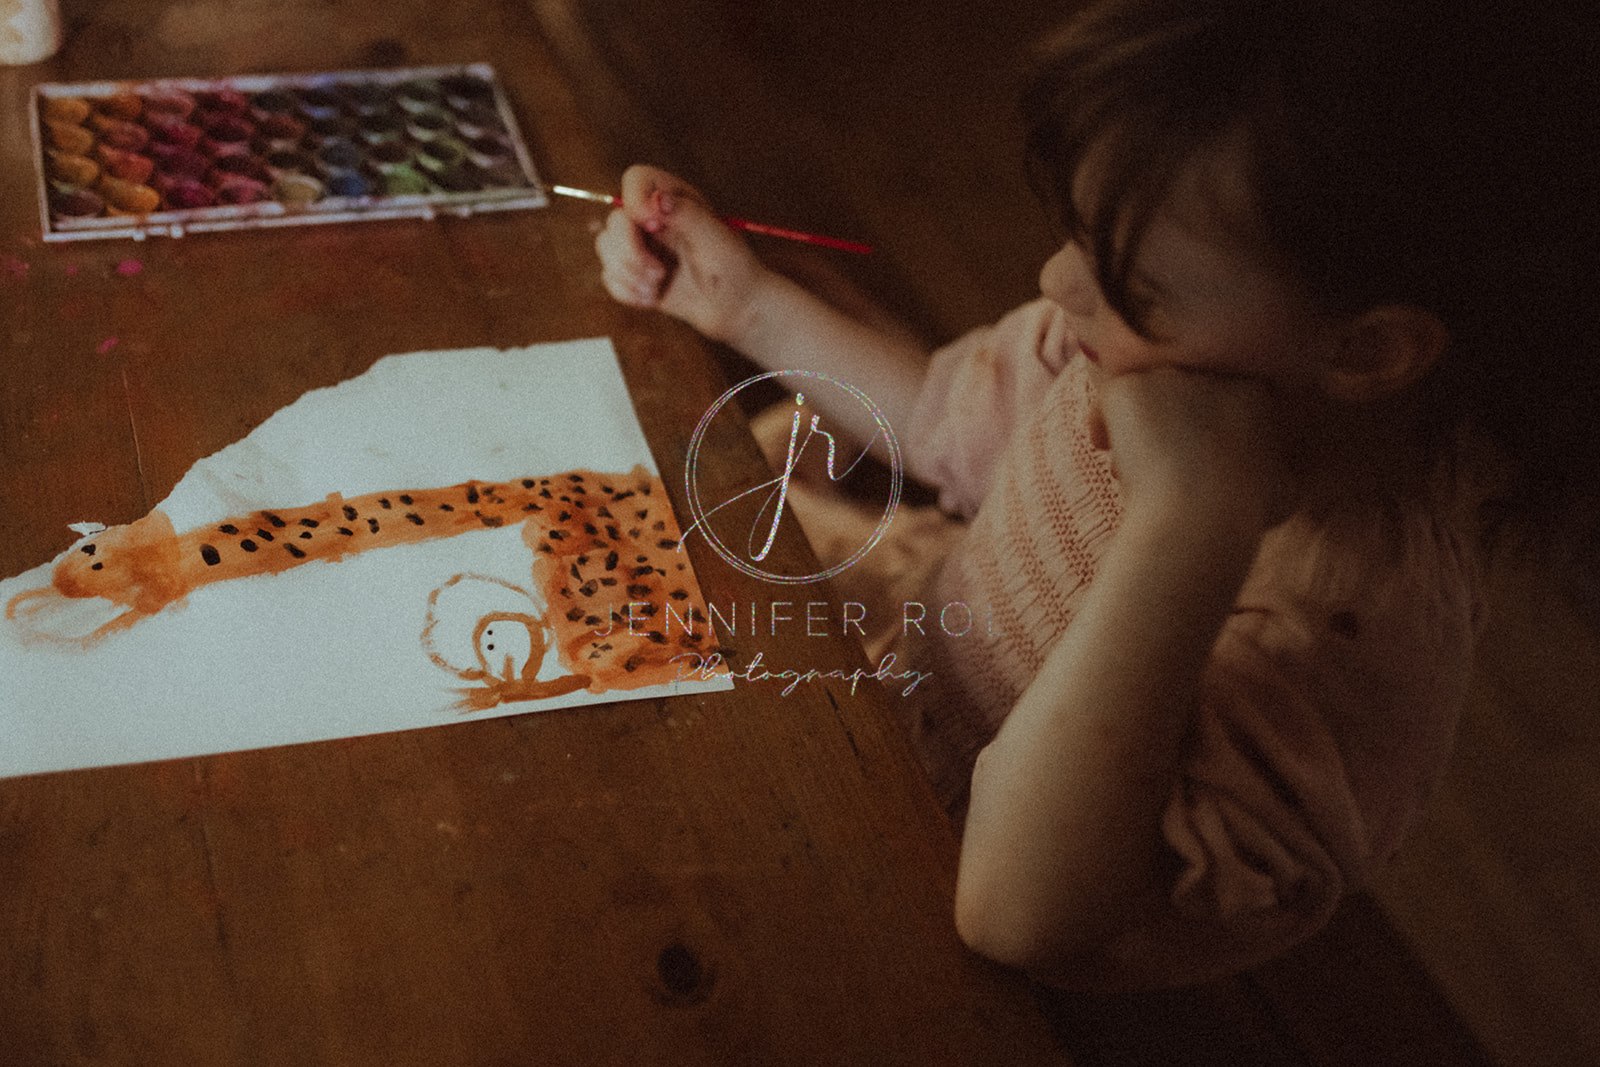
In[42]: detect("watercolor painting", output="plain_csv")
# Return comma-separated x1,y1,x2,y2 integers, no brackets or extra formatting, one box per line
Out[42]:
0,339,731,779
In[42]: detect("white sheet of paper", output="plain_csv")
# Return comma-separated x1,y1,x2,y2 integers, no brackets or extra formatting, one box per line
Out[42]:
0,338,731,780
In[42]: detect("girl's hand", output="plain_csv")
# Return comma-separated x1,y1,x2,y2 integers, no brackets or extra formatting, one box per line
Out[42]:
1097,367,1299,537
594,165,769,345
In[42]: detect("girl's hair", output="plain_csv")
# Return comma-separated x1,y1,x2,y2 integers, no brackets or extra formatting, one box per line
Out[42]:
1021,0,1598,534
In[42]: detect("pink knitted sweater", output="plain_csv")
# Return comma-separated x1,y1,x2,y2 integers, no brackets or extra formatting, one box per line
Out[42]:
881,299,1485,981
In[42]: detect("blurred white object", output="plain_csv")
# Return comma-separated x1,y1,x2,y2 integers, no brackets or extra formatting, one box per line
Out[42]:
0,0,63,65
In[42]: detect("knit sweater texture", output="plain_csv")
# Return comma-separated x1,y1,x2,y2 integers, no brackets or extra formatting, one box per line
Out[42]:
794,298,1484,981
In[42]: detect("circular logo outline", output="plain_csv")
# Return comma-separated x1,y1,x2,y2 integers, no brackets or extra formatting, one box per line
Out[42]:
684,370,903,585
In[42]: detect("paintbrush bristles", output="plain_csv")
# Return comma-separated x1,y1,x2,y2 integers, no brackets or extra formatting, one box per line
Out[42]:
551,184,619,205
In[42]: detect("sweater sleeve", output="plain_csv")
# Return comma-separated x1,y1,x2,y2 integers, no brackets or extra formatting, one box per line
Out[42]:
902,300,1076,520
1087,511,1480,987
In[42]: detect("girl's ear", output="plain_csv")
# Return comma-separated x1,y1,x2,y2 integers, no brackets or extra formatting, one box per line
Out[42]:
1317,305,1449,403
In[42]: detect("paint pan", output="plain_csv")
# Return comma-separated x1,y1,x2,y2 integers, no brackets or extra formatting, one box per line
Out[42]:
30,63,546,242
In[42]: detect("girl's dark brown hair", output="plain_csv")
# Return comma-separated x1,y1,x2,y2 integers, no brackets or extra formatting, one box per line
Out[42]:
1022,0,1598,533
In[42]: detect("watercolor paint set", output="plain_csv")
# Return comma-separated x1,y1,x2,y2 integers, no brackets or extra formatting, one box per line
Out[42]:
30,63,548,242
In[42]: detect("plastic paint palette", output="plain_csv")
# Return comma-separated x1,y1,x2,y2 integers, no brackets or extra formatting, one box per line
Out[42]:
31,64,548,242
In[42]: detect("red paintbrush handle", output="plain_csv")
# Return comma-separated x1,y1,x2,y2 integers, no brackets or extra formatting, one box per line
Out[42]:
550,185,872,255
719,216,874,255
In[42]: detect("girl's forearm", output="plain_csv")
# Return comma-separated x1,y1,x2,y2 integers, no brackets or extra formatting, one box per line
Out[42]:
729,270,928,462
954,505,1263,971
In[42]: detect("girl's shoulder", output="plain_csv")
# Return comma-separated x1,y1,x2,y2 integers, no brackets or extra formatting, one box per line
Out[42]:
905,299,1083,518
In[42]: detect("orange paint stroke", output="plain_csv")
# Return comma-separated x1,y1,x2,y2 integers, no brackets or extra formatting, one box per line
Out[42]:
5,466,721,703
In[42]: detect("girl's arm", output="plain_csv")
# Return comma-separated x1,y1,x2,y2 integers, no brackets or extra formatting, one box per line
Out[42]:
954,366,1291,975
595,165,927,460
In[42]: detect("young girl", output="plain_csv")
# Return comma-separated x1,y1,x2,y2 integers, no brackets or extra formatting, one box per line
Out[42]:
592,0,1596,988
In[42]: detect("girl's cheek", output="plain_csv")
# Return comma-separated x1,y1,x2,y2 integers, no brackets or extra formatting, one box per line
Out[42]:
1095,331,1165,378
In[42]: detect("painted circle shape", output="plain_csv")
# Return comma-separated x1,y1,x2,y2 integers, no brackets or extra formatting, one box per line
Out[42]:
683,370,902,585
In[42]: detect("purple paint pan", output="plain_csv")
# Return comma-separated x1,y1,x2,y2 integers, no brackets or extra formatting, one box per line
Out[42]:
214,178,268,206
199,115,255,157
157,178,215,209
205,153,271,188
148,144,211,179
32,63,546,242
51,188,105,218
255,112,308,146
147,118,203,149
195,88,250,115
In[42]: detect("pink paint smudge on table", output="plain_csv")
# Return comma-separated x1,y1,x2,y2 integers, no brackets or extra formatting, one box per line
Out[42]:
97,337,120,355
65,264,81,277
115,259,144,277
3,256,29,280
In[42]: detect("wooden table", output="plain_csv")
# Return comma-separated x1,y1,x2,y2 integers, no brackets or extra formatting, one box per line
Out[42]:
0,2,1066,1063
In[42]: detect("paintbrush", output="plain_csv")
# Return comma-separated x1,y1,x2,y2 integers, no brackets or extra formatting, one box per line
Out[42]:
550,184,874,255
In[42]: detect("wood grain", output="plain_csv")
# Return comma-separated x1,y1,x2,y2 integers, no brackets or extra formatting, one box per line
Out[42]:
0,3,1067,1063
